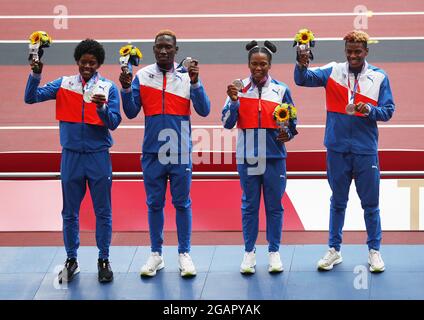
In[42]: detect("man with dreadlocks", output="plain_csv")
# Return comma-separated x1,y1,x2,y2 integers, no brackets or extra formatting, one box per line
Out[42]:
295,30,395,273
222,40,298,274
119,30,210,278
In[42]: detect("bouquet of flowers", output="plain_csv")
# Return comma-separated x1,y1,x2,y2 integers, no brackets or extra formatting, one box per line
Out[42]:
273,103,297,128
119,44,142,74
28,31,52,62
293,28,315,62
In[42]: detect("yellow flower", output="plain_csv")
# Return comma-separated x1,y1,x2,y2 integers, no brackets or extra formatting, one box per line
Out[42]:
289,105,297,119
132,47,143,59
120,44,143,59
274,103,297,126
274,104,290,123
29,31,52,46
119,45,132,56
294,28,315,44
29,32,40,44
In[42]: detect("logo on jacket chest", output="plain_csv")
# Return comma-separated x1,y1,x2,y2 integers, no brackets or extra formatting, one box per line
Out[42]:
245,86,281,99
97,84,106,92
272,88,280,96
263,87,282,101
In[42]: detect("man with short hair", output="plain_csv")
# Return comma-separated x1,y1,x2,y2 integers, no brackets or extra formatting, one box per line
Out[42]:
294,30,395,272
119,30,210,277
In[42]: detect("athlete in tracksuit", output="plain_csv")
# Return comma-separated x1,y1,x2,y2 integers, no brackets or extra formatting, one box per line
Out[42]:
222,41,298,274
294,30,395,272
119,30,210,277
24,39,121,282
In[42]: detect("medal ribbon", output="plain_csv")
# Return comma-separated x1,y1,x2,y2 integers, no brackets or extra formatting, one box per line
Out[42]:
348,74,359,105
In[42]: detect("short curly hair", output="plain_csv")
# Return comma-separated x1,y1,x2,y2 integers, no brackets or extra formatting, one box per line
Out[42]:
74,39,105,65
155,29,177,45
343,30,370,48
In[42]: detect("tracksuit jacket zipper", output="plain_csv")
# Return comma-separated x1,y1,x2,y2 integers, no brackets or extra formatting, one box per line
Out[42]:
162,71,167,114
81,86,85,152
258,86,262,128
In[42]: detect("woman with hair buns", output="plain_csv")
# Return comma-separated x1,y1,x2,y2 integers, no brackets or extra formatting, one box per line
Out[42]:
222,40,298,274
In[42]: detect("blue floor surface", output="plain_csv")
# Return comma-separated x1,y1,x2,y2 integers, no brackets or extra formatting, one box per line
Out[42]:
0,245,423,300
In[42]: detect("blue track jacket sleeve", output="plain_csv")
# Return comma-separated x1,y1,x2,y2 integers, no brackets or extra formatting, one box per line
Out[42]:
190,79,210,117
221,97,240,129
24,73,62,104
97,82,122,130
294,63,333,87
120,75,142,119
282,87,298,140
367,74,395,122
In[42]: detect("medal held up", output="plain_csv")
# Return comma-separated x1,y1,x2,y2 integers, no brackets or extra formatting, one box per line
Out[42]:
28,31,52,63
119,44,142,74
182,57,193,70
293,28,315,65
178,57,198,72
232,79,244,91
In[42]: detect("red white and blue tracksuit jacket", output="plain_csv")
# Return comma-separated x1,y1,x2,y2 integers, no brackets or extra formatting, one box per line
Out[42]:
121,63,210,154
294,61,395,154
222,76,297,160
24,72,121,151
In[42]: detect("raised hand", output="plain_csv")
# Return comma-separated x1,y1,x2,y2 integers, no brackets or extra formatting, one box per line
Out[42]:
297,52,310,68
188,59,199,84
119,71,133,89
227,84,239,102
30,60,43,74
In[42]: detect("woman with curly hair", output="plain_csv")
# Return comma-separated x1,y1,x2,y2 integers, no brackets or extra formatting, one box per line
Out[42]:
25,39,121,283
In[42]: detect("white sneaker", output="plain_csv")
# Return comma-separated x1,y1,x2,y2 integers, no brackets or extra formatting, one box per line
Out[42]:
140,252,164,277
317,247,343,270
178,253,197,277
368,249,385,273
240,251,256,274
268,252,284,273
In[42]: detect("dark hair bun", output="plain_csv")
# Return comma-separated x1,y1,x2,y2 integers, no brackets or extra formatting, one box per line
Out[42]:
264,40,277,53
245,40,258,51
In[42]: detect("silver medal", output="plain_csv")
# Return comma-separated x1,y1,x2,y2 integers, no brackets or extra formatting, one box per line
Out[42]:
83,82,100,103
83,90,94,103
346,103,356,115
232,79,244,91
182,57,193,69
